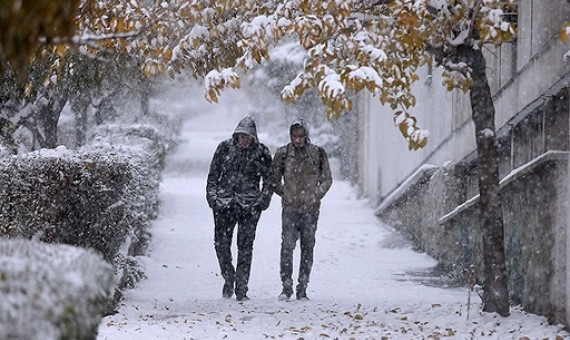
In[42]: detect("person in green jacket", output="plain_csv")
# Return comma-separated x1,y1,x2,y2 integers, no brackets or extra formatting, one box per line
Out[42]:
273,117,333,301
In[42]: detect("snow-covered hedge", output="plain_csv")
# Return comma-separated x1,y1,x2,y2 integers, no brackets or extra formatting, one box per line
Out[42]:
81,123,168,259
81,123,169,298
0,238,113,340
0,122,172,311
0,148,132,260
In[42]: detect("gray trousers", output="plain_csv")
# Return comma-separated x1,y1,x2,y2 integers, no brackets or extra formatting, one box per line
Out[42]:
280,210,319,292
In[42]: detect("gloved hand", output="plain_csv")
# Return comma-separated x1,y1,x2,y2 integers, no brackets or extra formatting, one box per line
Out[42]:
255,195,271,211
207,195,217,209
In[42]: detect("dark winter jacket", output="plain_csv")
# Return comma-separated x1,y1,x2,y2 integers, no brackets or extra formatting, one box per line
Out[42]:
273,118,333,213
206,116,274,211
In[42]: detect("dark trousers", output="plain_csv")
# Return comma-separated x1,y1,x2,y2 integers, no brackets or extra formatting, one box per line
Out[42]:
213,205,260,295
280,211,319,292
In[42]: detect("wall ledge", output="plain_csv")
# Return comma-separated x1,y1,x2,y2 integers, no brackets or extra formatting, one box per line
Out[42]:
439,150,570,225
375,164,437,216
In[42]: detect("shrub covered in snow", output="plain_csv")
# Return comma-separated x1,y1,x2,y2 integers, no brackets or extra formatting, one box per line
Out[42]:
0,122,173,312
87,123,170,174
80,123,168,259
80,123,170,299
0,238,113,340
0,148,132,261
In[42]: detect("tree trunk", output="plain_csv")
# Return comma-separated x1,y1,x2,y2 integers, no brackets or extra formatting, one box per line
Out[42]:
38,104,60,149
467,47,510,316
73,102,88,147
71,90,90,148
140,75,151,119
39,92,68,149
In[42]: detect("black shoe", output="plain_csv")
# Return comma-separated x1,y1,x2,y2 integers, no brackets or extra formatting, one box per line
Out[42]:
278,292,292,301
236,293,249,302
296,290,309,301
222,282,234,298
278,287,293,301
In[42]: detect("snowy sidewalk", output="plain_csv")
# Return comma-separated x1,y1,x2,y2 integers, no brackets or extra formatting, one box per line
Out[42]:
97,101,569,339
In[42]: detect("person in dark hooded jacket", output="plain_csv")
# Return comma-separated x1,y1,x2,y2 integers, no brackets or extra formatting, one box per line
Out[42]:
206,116,274,301
273,117,333,301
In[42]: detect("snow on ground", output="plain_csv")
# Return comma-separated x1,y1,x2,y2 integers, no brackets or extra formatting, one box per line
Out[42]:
97,87,569,340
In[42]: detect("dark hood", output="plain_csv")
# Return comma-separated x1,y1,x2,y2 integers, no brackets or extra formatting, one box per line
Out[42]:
289,117,311,143
233,116,259,144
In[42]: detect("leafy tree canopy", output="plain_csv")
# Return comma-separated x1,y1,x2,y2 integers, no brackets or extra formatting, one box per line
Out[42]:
166,0,516,150
2,0,517,150
0,0,79,77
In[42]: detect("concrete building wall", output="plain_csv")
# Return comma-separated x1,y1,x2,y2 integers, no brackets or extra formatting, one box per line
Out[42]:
360,67,460,205
359,0,570,202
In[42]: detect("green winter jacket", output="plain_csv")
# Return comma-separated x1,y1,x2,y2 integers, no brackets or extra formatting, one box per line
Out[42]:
273,119,333,213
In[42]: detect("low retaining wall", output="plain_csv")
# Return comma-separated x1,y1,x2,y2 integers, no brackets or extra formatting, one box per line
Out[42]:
376,151,569,325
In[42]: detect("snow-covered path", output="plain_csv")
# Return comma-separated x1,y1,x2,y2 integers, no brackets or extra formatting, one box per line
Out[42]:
97,92,569,339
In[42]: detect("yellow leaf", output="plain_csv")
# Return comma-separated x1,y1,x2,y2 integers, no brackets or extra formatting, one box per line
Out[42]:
206,89,218,103
559,22,570,43
252,49,261,63
461,78,473,93
56,45,67,58
345,99,353,111
294,85,305,98
418,137,428,148
398,123,408,137
380,92,389,105
442,78,454,92
163,47,172,61
502,29,514,43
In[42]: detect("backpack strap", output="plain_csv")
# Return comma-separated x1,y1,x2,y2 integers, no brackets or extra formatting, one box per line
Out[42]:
280,144,290,175
317,146,325,174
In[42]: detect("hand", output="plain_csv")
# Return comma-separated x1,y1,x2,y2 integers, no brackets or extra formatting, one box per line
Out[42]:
207,195,217,209
256,196,270,211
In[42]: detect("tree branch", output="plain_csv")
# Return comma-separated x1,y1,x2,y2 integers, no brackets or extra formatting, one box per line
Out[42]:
40,31,141,46
469,0,484,37
426,44,445,66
